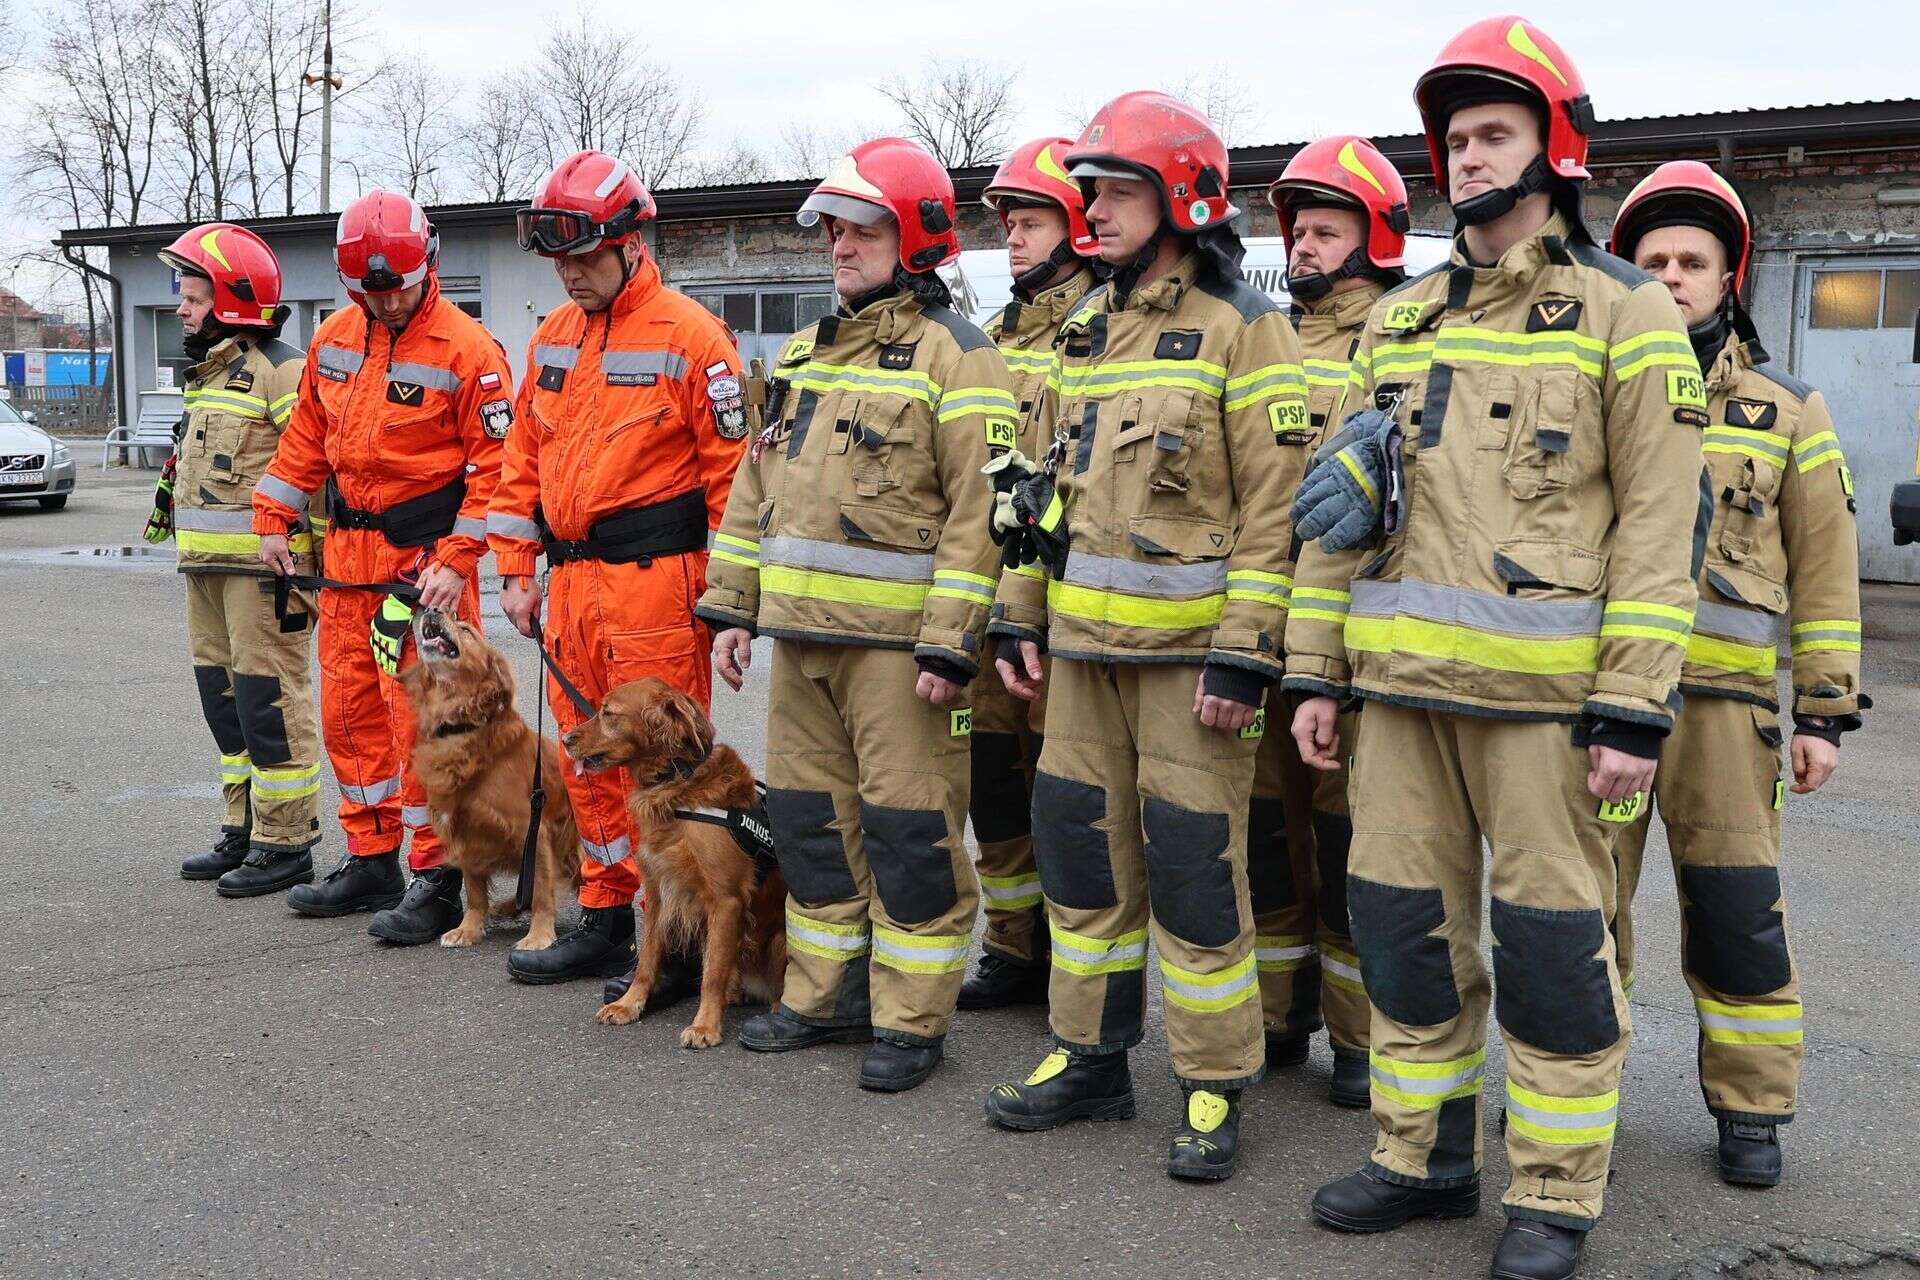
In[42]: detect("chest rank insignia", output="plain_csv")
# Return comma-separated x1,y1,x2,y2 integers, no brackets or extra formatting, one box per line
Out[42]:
1725,398,1777,430
878,343,916,371
224,369,256,393
1154,330,1202,360
386,380,425,407
1527,298,1583,332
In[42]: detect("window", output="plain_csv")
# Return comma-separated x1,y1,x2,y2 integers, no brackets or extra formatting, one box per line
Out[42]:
153,310,190,389
722,292,757,333
761,292,795,334
796,293,834,329
452,299,483,320
1809,270,1882,329
687,285,835,337
1882,270,1920,333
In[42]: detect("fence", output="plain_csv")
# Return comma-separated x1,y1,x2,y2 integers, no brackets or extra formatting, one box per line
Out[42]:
6,383,115,436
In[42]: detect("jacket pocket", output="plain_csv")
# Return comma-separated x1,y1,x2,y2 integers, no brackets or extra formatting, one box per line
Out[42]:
1501,369,1582,499
605,404,671,445
850,398,911,498
840,501,941,552
756,497,777,536
1705,563,1787,615
1492,537,1608,593
1128,514,1233,562
193,413,248,481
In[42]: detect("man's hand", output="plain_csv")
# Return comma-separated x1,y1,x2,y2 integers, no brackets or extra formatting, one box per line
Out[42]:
1791,733,1839,794
1587,744,1657,805
916,670,962,707
260,533,297,576
713,628,754,692
1192,671,1259,734
996,640,1044,701
414,561,466,612
1292,696,1343,772
500,575,541,638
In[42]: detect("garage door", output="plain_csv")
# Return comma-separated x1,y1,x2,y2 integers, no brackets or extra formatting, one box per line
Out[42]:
1793,256,1920,583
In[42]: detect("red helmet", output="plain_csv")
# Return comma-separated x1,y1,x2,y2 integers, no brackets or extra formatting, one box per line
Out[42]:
1066,91,1236,233
1268,136,1411,271
335,190,438,305
983,137,1098,257
519,150,656,257
158,223,283,329
1415,16,1595,191
1610,161,1753,293
798,137,960,272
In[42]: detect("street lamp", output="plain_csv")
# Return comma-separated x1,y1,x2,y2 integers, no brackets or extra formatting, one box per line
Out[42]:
301,0,344,210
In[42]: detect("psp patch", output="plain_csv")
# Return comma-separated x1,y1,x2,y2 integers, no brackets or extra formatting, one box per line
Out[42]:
1383,299,1436,332
1238,706,1266,740
986,417,1017,450
1268,400,1308,436
1665,368,1708,411
480,398,514,439
949,707,973,737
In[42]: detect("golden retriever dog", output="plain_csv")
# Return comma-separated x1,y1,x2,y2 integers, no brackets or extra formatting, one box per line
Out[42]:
562,677,786,1049
399,608,582,950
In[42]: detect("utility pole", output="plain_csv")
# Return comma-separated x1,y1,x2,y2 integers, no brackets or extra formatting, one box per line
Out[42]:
302,0,343,210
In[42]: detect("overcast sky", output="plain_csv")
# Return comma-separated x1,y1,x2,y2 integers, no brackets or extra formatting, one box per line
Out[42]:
5,0,1917,312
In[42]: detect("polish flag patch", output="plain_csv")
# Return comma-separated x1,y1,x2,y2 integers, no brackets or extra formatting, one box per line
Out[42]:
477,371,503,391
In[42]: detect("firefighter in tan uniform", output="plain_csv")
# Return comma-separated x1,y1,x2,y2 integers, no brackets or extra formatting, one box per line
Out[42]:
1288,20,1708,1278
697,137,1012,1093
980,92,1308,1182
1609,161,1866,1190
153,223,324,897
1251,136,1409,1105
958,136,1102,1012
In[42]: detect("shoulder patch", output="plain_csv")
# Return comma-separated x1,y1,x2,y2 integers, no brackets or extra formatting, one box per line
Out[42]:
1193,275,1281,323
1566,240,1656,290
777,331,816,368
1749,360,1815,403
918,304,996,353
1381,298,1441,333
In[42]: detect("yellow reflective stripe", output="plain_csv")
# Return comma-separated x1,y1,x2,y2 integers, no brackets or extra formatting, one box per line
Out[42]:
1059,357,1228,398
1368,1048,1486,1109
1158,952,1258,1013
176,530,315,555
871,924,971,974
1505,1080,1620,1145
942,570,997,588
1608,329,1696,381
1370,340,1435,377
1319,943,1365,993
1222,362,1308,412
1289,585,1351,627
268,391,297,426
929,586,994,606
1793,430,1845,473
1254,933,1315,972
1686,632,1778,675
710,549,759,570
1703,440,1788,468
1008,561,1046,581
1600,599,1693,644
791,359,939,405
937,385,1019,423
1047,579,1223,632
1226,569,1292,608
999,346,1054,372
931,568,997,606
761,565,927,613
1050,921,1148,975
1347,350,1374,388
186,389,270,414
1303,358,1351,387
219,751,251,784
1789,619,1861,654
714,533,760,556
251,762,323,799
1293,586,1351,605
784,907,871,961
1335,450,1378,504
1347,614,1598,676
979,872,1044,910
1697,996,1804,1045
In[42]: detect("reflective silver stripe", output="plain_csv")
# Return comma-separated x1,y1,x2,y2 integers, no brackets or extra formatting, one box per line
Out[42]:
1256,942,1315,964
487,511,544,542
937,391,1016,416
1062,363,1228,394
386,361,462,393
1370,1057,1486,1097
594,157,636,200
534,345,580,369
787,917,870,954
339,774,401,806
318,346,364,377
249,767,319,794
174,508,258,532
1505,1096,1619,1132
980,876,1041,904
401,804,432,827
1700,1009,1803,1035
581,834,632,865
872,933,969,966
602,350,689,379
1051,933,1147,968
1351,579,1603,636
760,535,934,582
256,474,312,509
1694,600,1778,644
1322,950,1364,985
1159,962,1259,1004
1063,549,1226,598
1791,627,1856,645
450,516,487,542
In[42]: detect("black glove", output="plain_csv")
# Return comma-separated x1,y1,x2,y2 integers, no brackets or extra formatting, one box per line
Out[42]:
1009,471,1069,576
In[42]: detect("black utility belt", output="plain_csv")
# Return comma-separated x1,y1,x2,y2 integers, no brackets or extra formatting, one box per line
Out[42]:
327,475,466,549
543,488,708,567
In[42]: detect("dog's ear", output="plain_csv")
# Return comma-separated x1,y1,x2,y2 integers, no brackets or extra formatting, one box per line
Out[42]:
660,692,713,758
483,646,516,703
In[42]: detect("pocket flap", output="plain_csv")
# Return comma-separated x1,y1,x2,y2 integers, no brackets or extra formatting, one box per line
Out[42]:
1706,563,1787,614
1129,515,1233,560
1493,538,1607,592
840,501,941,551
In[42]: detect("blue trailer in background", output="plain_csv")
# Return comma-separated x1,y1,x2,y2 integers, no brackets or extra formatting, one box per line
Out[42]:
4,349,113,388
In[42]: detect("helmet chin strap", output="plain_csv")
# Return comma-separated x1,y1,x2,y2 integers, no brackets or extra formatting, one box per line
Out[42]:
1287,245,1376,304
1452,153,1555,226
1011,240,1079,302
1110,221,1169,305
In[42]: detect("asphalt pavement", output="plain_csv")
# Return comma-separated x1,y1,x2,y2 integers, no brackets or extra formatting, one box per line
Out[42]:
1,466,1915,1279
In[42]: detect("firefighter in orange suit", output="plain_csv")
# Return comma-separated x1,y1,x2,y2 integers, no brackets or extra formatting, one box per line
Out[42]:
255,189,510,945
490,150,748,992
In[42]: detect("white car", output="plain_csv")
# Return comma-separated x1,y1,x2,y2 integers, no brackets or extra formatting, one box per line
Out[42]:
0,396,78,511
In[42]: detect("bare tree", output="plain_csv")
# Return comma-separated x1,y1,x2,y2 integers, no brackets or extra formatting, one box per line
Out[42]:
250,0,384,215
37,0,165,225
678,139,777,187
876,59,1015,168
153,0,255,219
459,78,546,202
522,14,703,188
770,120,889,180
363,57,455,201
1165,68,1259,147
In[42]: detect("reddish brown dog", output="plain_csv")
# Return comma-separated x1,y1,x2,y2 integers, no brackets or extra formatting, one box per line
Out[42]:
399,608,582,950
562,677,786,1048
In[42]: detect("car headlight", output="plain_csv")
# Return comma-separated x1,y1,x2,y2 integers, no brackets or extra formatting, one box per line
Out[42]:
52,443,71,465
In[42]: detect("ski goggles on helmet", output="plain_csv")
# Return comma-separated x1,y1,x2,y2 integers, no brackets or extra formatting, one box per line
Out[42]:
516,202,642,256
337,251,431,296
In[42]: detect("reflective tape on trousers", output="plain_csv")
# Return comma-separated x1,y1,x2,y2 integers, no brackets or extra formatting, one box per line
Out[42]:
339,774,401,806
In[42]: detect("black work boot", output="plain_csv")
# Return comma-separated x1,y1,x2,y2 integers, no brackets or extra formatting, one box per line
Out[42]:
984,1049,1136,1130
1490,1220,1587,1280
1330,1046,1370,1108
602,948,704,1008
860,1036,945,1092
182,830,249,880
216,845,315,899
506,905,635,984
1312,1166,1480,1232
368,866,464,945
1266,1031,1310,1070
957,952,1049,1010
287,851,405,916
1167,1088,1243,1181
738,1007,872,1052
1717,1118,1784,1187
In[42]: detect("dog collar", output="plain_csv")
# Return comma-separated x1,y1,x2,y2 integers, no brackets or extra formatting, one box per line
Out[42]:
432,720,483,738
650,741,713,785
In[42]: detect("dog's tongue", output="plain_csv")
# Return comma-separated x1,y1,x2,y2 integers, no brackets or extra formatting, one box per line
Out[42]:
572,758,585,777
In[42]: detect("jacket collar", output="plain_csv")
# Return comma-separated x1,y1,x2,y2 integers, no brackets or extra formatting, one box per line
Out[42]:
1297,283,1383,332
819,289,923,350
1449,211,1574,283
1002,266,1095,344
606,250,663,321
188,332,252,383
1116,251,1204,314
1705,332,1758,395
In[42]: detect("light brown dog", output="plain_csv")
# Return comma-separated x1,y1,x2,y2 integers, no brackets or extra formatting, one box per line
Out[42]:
399,608,582,950
562,676,786,1048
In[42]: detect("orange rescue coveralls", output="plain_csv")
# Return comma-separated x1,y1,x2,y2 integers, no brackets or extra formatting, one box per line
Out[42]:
486,253,746,908
254,279,511,870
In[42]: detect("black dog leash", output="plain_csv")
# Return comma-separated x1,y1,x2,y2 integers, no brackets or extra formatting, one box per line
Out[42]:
516,606,599,910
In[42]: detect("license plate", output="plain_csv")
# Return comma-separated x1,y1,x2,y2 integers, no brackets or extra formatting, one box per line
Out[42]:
0,471,44,486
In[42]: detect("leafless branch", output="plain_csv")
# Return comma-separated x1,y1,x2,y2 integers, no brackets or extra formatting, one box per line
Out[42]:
876,59,1016,169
